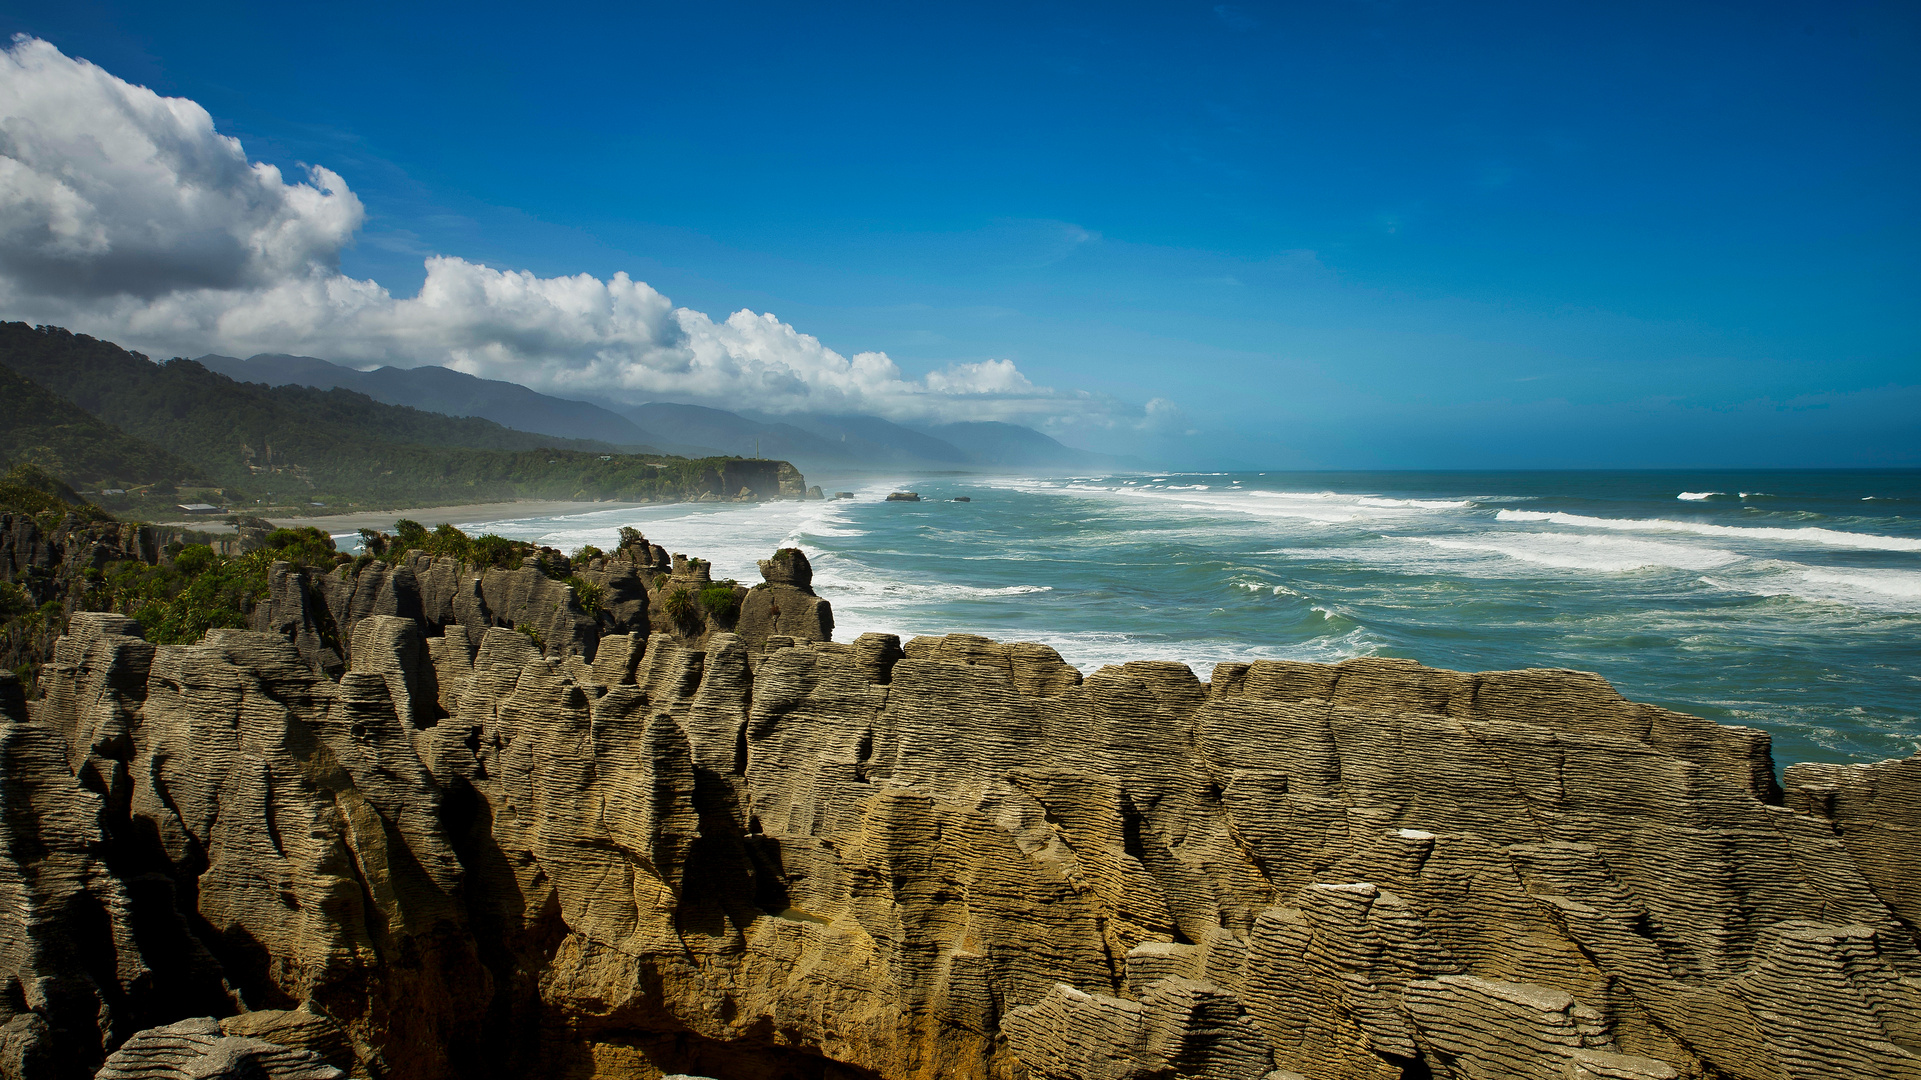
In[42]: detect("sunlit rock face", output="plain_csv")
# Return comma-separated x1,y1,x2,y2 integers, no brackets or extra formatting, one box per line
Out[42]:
1,549,1916,1080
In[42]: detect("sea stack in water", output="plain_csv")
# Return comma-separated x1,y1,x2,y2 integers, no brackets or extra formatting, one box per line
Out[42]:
885,491,921,501
0,539,1915,1080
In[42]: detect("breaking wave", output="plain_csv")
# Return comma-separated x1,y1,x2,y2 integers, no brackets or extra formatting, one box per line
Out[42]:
1409,533,1743,573
1496,509,1921,552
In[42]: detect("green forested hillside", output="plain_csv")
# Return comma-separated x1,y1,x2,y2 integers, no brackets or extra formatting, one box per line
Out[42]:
0,323,802,513
0,323,623,464
0,363,205,487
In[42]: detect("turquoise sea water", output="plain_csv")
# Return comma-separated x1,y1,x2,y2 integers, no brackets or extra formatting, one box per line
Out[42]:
450,470,1920,770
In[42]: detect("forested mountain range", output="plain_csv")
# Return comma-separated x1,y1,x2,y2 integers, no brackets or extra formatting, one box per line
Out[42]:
0,323,791,516
197,349,1141,472
197,352,676,452
0,362,206,489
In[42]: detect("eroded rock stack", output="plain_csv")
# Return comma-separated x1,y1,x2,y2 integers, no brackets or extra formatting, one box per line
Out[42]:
735,547,833,651
0,545,1915,1080
252,527,677,678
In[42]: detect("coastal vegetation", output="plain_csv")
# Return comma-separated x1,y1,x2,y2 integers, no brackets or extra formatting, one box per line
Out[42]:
697,582,744,623
0,476,346,683
92,526,337,646
659,579,745,630
0,489,614,688
0,463,114,528
0,323,804,517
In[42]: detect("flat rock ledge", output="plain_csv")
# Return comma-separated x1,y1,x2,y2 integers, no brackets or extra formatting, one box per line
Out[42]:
93,1019,343,1080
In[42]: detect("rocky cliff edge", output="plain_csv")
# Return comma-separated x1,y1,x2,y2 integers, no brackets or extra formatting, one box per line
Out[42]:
0,542,1916,1080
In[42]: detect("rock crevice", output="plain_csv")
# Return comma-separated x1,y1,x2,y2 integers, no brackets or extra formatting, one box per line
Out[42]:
0,545,1915,1080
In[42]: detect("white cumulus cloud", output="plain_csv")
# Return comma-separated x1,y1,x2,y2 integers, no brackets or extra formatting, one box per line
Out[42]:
0,36,361,298
0,36,1175,432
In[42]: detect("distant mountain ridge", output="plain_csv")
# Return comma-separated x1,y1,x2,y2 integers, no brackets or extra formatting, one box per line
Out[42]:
0,323,793,514
197,353,674,452
921,420,1127,469
193,351,1143,472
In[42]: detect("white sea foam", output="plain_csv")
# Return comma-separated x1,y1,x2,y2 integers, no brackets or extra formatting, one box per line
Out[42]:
1794,567,1921,604
1410,534,1743,573
1166,487,1471,524
1677,491,1721,500
1702,563,1921,612
1246,489,1471,509
995,478,1479,526
867,625,1387,680
1355,496,1475,510
470,479,903,583
810,555,1054,613
1496,509,1921,552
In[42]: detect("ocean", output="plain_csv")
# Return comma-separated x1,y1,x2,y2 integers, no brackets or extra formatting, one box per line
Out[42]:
442,469,1920,770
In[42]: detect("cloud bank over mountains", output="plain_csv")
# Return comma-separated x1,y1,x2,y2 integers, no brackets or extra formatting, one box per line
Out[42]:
0,36,1175,434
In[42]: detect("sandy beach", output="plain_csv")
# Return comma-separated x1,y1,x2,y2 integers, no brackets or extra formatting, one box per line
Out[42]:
153,500,646,535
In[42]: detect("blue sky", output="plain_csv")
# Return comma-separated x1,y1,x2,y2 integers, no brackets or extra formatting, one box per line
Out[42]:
3,1,1916,467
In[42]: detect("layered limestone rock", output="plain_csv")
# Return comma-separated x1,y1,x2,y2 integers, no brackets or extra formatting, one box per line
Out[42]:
251,529,677,677
735,547,833,651
0,546,1915,1080
93,1018,344,1080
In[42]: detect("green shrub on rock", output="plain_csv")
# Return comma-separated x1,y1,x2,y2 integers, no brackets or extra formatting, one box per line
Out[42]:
261,526,336,566
111,544,275,645
171,544,219,577
566,576,606,616
663,586,696,626
698,583,742,624
469,533,520,569
367,520,542,571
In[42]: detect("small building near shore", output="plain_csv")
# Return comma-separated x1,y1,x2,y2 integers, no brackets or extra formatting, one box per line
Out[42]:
176,503,222,514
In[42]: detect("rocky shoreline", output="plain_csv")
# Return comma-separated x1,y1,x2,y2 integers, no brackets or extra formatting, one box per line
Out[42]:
1,530,1916,1080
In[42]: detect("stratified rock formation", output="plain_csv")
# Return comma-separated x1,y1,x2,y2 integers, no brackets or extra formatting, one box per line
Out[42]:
0,545,1915,1080
93,1018,344,1080
736,547,833,650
